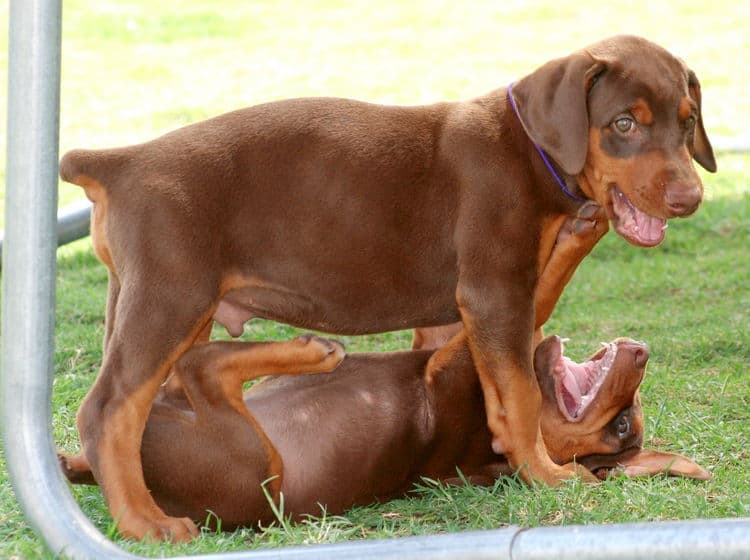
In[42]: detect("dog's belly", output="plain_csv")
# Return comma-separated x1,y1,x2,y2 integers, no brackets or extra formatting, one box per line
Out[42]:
246,352,432,515
215,269,461,336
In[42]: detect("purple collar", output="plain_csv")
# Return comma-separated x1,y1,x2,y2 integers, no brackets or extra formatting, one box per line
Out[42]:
507,82,587,202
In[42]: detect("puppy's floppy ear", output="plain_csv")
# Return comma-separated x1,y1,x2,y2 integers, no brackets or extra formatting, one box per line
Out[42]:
511,52,606,176
602,449,712,481
687,70,717,173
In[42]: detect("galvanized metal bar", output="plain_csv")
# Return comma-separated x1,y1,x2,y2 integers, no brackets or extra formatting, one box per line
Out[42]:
177,529,516,560
1,0,128,558
0,199,92,264
55,199,93,248
513,518,750,560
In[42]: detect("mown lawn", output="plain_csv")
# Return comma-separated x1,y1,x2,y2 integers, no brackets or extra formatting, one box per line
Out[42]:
1,0,748,557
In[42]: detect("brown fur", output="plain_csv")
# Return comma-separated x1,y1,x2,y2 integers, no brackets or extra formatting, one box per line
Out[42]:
59,35,715,541
59,333,710,530
60,212,709,528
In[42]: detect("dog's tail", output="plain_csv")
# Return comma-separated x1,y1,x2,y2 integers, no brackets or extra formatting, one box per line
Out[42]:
59,148,133,195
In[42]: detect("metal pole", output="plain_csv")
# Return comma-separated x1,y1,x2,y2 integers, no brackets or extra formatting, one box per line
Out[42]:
513,518,750,560
0,199,92,265
55,199,93,247
1,0,128,557
180,530,516,560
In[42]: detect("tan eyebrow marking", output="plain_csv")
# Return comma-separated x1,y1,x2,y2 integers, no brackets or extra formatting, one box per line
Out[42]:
630,99,653,125
678,96,695,120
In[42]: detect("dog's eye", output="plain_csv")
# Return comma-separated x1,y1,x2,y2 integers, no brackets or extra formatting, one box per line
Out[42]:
613,117,635,134
683,116,696,130
616,415,630,438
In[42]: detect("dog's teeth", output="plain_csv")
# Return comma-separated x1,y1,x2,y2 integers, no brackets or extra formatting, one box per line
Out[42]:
662,223,669,230
634,225,640,232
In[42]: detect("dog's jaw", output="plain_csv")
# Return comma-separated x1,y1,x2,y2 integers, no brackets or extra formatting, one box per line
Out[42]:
608,186,667,247
551,339,619,422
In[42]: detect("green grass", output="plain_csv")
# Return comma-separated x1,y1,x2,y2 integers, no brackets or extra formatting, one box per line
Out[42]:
1,0,749,557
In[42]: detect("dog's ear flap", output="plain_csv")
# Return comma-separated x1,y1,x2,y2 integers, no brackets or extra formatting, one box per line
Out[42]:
613,449,712,481
687,70,717,173
512,53,606,176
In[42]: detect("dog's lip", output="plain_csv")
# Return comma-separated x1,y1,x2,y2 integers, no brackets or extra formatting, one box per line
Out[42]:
608,186,667,247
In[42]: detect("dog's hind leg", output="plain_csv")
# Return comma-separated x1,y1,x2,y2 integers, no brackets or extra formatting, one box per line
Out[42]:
172,335,345,506
75,272,218,542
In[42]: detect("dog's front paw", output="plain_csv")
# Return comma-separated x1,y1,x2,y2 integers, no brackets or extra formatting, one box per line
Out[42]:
560,460,599,483
117,510,199,543
557,201,609,245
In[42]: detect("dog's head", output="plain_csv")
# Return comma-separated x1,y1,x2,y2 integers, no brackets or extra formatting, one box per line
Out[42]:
534,335,710,480
512,35,716,247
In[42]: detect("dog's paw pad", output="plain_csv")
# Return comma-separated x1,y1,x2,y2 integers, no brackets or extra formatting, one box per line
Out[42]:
572,219,596,235
576,201,602,220
295,334,345,367
557,203,608,245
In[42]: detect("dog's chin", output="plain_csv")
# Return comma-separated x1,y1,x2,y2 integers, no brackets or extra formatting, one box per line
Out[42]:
608,186,667,247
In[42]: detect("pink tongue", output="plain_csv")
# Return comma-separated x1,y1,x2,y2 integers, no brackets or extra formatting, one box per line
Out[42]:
562,373,581,402
633,211,666,244
563,357,595,394
612,189,666,245
561,374,580,417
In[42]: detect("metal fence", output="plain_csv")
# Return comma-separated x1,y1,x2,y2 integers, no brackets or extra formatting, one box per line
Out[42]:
2,1,749,558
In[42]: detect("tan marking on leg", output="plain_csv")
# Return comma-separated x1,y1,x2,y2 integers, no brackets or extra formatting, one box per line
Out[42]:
535,204,608,328
179,336,344,501
93,308,217,542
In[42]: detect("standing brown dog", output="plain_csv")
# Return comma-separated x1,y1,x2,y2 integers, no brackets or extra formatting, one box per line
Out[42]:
59,35,715,540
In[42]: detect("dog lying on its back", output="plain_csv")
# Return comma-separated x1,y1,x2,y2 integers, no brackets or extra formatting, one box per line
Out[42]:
61,332,710,530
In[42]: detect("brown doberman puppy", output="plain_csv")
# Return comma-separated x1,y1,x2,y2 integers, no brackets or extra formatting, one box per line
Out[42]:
60,333,710,531
59,35,715,540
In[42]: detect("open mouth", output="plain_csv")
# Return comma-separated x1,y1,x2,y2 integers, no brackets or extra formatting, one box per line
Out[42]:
610,187,667,247
553,339,618,422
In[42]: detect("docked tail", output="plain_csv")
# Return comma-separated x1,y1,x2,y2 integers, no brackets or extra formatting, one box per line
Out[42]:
59,148,132,192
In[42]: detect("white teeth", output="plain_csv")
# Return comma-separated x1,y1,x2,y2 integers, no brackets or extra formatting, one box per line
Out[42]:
634,226,640,232
662,223,669,230
599,343,618,377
